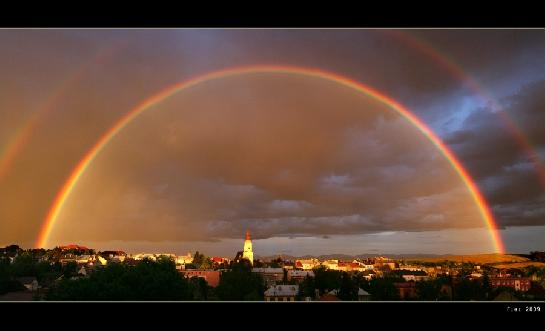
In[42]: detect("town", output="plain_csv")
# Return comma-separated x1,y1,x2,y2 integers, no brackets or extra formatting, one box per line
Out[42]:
1,231,544,301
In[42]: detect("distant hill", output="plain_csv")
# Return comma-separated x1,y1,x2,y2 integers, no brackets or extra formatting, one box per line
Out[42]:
255,253,541,264
405,254,529,264
256,253,446,261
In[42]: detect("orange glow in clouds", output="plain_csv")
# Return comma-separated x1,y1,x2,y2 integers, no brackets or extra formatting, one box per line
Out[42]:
36,65,506,253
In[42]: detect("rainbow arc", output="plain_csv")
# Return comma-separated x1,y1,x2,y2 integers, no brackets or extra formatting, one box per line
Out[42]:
36,65,506,253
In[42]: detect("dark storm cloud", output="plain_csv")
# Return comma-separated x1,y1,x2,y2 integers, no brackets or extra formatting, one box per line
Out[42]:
49,75,483,243
0,29,543,253
444,79,545,227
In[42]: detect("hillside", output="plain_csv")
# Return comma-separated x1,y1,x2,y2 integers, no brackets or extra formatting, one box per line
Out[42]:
406,253,529,264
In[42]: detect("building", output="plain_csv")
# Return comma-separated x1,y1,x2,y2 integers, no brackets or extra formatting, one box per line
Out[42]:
132,253,157,261
264,285,299,301
243,230,254,266
100,251,127,262
287,270,314,283
398,270,429,282
211,256,229,265
176,252,194,265
394,282,417,299
359,270,376,280
295,258,320,270
16,277,39,291
490,277,531,292
180,270,221,287
358,288,371,301
321,260,339,270
252,268,284,286
397,265,423,272
75,255,93,264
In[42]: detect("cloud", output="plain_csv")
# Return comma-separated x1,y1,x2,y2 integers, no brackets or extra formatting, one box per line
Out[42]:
443,79,545,227
0,30,543,254
46,73,484,244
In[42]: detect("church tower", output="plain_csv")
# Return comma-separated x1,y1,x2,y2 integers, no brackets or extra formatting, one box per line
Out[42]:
242,230,253,266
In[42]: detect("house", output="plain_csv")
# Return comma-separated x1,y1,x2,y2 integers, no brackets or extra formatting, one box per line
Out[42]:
78,266,88,277
76,255,92,264
358,288,371,301
322,288,370,301
359,270,376,281
180,270,221,287
394,282,416,299
287,270,314,283
132,253,156,261
398,270,429,282
96,255,108,265
210,256,229,265
59,254,77,265
295,258,320,270
100,251,127,262
321,260,339,270
252,268,284,286
17,277,39,291
490,277,531,292
397,265,423,272
264,285,299,301
338,262,366,272
470,272,483,279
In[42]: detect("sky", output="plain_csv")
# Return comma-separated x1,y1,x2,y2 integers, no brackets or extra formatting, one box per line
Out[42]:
0,29,544,256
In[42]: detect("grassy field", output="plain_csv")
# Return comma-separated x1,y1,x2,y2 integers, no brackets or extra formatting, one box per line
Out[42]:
407,253,529,264
491,261,545,269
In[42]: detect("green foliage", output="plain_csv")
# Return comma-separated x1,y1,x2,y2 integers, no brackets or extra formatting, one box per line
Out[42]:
0,258,25,294
368,277,400,301
188,276,210,300
415,280,441,300
313,266,341,295
192,251,212,269
338,272,358,301
11,252,36,277
453,278,486,300
298,275,316,300
63,261,78,278
215,261,265,301
46,258,192,300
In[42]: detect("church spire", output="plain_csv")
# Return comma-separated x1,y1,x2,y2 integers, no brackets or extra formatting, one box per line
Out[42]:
245,230,251,241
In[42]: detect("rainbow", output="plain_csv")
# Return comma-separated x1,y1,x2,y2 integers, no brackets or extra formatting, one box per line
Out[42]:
0,44,125,182
386,30,545,188
36,65,505,253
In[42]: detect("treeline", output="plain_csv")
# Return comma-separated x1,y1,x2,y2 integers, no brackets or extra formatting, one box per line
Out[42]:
47,258,264,301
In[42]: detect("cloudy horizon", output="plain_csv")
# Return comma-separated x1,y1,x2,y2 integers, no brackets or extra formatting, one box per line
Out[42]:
1,29,544,255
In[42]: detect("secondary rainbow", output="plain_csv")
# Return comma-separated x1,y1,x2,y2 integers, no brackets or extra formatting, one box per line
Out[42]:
386,30,545,188
0,43,125,182
36,65,505,253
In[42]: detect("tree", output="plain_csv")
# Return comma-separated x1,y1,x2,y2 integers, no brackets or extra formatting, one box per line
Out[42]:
313,266,341,295
415,279,441,300
215,260,265,301
368,277,400,301
193,251,205,267
338,272,358,301
298,275,316,300
11,252,36,277
63,261,78,278
188,276,209,300
192,251,212,269
46,258,192,300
